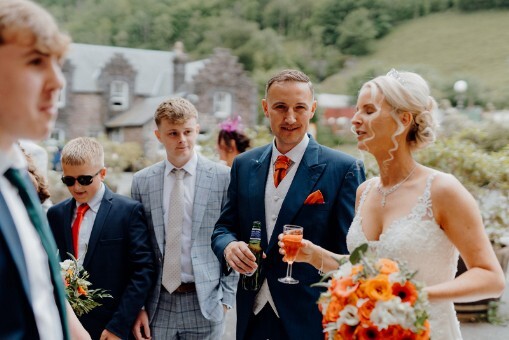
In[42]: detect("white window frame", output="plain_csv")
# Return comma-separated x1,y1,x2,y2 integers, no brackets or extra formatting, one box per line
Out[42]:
213,91,232,118
109,80,129,111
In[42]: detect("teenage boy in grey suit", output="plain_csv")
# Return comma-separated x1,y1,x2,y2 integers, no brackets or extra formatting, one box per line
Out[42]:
131,97,238,340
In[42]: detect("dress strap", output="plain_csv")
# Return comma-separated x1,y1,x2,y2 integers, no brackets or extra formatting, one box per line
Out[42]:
417,173,438,219
356,177,377,213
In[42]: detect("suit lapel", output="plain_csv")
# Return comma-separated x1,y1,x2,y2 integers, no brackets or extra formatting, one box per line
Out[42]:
191,156,212,242
267,139,326,252
62,199,75,259
83,188,113,267
0,193,32,301
149,162,166,254
249,146,272,249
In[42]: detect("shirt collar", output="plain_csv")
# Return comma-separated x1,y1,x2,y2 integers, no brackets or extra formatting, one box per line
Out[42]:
0,143,28,175
76,182,105,213
271,134,310,165
164,151,198,177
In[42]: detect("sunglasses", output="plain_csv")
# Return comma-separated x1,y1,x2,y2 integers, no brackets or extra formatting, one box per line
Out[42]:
61,169,102,187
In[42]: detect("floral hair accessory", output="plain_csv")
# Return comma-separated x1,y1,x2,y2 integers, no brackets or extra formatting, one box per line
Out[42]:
387,68,406,86
219,116,243,133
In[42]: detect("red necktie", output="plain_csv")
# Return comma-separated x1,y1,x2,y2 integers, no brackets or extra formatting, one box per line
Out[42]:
72,203,90,258
273,155,292,187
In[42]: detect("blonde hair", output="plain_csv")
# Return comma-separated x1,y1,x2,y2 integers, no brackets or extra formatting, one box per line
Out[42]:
61,137,104,168
0,0,70,59
154,97,198,126
361,70,438,156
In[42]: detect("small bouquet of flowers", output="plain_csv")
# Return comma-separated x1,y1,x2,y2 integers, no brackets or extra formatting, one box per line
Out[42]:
60,254,112,317
315,244,430,339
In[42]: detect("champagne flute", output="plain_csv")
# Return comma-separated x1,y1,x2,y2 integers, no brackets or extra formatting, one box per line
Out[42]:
278,224,303,284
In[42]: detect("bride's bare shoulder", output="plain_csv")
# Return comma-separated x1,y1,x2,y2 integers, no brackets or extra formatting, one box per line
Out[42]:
428,169,477,208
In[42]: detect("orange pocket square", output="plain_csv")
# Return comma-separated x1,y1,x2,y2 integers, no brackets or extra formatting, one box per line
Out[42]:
304,190,325,205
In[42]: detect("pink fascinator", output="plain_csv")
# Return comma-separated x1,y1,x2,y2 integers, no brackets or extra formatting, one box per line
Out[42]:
219,116,243,133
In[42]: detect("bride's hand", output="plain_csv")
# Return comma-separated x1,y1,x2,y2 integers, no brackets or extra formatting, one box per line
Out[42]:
278,233,314,264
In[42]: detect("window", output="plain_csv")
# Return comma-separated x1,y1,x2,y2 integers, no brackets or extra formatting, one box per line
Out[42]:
109,129,124,143
109,80,129,111
213,91,232,119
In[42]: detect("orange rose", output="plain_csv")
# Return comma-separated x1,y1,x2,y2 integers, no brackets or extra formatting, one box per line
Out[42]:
392,281,418,306
356,281,369,299
77,286,87,296
358,299,375,324
324,295,342,323
377,258,399,275
332,276,359,298
364,275,392,301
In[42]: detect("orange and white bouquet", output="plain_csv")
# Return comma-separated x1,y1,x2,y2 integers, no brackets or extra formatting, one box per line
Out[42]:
60,254,112,316
316,244,430,339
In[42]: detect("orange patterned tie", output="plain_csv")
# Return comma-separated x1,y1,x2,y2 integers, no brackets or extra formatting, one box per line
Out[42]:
72,203,90,258
273,155,292,187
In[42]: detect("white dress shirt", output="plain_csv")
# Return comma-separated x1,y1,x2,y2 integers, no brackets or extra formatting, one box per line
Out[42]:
72,182,105,265
0,144,63,340
253,134,310,316
163,151,198,283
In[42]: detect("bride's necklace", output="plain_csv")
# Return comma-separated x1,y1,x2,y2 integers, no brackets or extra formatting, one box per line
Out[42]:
376,164,417,207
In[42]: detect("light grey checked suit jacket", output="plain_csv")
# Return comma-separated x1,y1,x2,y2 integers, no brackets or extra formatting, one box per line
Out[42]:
131,155,238,323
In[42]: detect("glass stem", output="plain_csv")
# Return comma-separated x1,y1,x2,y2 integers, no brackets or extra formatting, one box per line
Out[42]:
286,263,293,278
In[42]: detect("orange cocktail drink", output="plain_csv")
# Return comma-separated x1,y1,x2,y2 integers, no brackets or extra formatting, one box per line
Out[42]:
283,233,303,264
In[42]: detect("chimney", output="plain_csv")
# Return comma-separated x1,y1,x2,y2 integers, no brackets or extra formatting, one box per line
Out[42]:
173,41,188,93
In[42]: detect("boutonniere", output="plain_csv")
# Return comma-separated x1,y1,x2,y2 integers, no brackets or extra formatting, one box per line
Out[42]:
304,190,325,205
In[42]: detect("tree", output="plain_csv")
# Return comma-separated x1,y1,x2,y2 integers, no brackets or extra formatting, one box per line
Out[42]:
337,8,378,56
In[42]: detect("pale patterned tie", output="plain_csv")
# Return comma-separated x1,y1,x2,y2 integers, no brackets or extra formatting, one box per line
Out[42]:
162,168,185,293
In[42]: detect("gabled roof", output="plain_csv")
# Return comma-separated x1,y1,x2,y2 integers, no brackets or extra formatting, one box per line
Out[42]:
105,95,174,128
65,43,206,97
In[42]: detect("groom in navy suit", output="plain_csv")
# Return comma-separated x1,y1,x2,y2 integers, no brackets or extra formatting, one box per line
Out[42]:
212,69,365,339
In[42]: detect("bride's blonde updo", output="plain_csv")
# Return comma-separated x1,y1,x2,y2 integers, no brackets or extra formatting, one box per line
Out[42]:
365,69,438,150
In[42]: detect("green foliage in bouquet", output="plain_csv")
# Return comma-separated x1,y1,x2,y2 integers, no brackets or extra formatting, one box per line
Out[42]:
60,254,112,317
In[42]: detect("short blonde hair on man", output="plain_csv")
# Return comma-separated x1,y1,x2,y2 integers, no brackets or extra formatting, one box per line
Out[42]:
154,97,198,126
265,69,314,99
0,0,70,60
61,137,104,168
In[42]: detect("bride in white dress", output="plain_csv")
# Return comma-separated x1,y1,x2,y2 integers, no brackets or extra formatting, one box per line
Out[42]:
279,69,505,339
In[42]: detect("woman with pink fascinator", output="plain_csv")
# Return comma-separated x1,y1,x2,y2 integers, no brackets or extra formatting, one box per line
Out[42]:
217,116,251,167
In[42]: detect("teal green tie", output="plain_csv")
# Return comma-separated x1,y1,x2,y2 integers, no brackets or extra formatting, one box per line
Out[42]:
4,168,70,340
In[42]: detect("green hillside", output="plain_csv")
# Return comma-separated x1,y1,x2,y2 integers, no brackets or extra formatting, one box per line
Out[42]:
319,10,509,108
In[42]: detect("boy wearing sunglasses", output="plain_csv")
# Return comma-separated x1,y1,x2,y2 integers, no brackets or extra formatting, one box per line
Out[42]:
47,137,155,340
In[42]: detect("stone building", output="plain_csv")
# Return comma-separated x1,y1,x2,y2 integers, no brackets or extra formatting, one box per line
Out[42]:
55,43,257,159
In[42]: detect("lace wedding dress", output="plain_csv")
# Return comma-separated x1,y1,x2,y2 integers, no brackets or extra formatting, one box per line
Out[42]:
347,174,462,340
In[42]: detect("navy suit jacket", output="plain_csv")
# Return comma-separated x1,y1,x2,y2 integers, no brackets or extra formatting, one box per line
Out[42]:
211,137,365,339
48,186,155,339
0,192,41,339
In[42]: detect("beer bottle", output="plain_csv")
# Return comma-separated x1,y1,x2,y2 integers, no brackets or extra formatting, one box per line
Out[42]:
242,221,263,291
